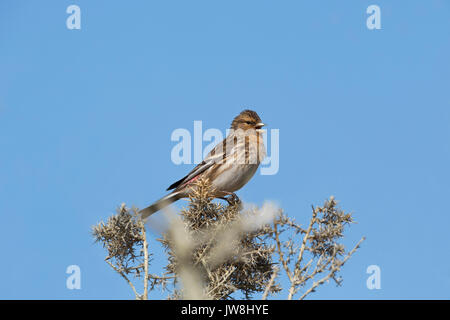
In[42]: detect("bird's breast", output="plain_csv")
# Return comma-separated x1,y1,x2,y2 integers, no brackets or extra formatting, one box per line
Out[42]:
209,163,259,193
204,130,266,194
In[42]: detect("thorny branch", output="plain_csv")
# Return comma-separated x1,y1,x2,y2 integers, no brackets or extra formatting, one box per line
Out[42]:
92,179,364,300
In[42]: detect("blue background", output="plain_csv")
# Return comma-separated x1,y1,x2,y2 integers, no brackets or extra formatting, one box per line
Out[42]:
1,0,449,299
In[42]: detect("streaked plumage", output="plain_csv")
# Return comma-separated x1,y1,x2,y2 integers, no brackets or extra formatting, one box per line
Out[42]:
139,110,266,219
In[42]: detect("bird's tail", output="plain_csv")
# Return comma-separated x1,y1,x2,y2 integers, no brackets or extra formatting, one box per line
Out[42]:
139,191,182,219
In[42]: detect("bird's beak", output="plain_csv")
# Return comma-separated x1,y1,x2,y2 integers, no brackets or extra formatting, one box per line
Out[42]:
255,123,265,133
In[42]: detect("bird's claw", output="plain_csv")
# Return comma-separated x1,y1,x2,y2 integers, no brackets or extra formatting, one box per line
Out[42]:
225,193,242,209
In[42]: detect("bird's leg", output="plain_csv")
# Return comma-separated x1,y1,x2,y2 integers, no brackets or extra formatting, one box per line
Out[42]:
219,192,242,209
227,193,241,205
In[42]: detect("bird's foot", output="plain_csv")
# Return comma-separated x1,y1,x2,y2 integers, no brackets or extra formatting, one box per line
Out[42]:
224,193,242,210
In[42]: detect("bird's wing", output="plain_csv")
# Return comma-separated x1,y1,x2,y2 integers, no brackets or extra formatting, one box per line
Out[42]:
166,160,214,191
166,136,234,191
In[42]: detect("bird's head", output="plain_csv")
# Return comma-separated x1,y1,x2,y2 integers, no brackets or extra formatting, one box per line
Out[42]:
230,109,265,132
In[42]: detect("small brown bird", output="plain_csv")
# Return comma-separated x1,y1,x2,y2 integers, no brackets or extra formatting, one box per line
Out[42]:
139,110,266,219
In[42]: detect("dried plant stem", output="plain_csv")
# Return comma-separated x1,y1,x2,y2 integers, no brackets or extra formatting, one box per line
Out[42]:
149,274,176,280
295,207,317,270
206,266,236,299
262,267,279,300
274,223,293,283
105,260,140,299
298,236,366,300
141,221,149,300
288,208,317,300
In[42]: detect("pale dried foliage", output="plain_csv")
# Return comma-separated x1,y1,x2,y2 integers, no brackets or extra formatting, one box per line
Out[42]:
160,180,281,300
270,198,366,299
92,179,364,300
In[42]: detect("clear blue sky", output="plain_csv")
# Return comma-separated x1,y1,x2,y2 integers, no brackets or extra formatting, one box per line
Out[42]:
1,0,449,299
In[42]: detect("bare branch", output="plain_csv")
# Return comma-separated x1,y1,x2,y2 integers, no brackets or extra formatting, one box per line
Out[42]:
93,181,364,300
105,260,140,300
299,237,366,300
262,267,279,300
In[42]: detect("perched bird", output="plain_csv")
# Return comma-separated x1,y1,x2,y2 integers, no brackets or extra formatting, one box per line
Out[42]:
139,109,266,219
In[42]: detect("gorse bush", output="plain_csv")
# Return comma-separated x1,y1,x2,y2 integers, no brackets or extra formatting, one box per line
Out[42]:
92,179,364,300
